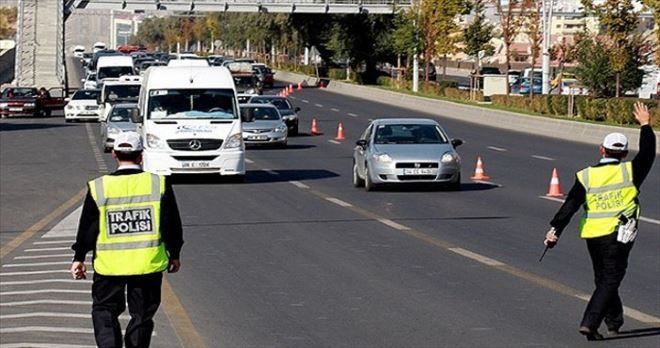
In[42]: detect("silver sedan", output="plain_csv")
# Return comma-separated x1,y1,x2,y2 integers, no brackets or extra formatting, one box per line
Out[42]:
100,103,139,152
240,104,288,147
353,118,463,191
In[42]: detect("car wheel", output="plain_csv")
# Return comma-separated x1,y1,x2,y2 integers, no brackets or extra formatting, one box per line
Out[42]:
352,161,364,188
364,164,377,192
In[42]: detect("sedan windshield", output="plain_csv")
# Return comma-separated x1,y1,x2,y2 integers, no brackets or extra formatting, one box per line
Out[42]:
3,88,37,97
72,90,100,100
250,97,292,110
109,107,135,122
242,107,280,121
373,124,448,144
148,89,237,120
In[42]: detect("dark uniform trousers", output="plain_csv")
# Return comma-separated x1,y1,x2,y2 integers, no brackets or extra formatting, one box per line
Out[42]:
92,272,163,348
581,232,634,331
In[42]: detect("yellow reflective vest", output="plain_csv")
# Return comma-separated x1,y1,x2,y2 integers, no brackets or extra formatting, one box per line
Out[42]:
89,172,169,275
577,162,638,239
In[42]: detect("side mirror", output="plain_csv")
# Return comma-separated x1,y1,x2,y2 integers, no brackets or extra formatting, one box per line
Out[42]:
81,78,85,83
356,139,368,148
451,138,464,148
131,109,143,124
294,107,301,112
64,97,70,103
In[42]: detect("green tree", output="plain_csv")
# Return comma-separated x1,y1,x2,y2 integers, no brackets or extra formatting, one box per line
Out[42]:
0,6,18,39
641,0,660,65
524,0,542,98
582,0,640,97
192,18,207,53
462,0,494,68
434,0,466,81
494,0,529,94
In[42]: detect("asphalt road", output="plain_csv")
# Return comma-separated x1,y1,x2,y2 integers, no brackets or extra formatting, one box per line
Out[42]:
1,64,658,347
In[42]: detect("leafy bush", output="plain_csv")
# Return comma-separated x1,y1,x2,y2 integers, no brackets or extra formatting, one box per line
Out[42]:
328,68,347,81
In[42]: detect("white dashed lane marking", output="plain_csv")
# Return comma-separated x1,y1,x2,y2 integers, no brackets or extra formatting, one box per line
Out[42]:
487,146,507,152
328,140,341,145
0,270,93,276
314,103,324,108
0,300,92,307
301,99,309,103
32,240,75,245
1,289,89,296
1,279,92,285
348,113,358,117
325,197,353,207
24,247,71,252
330,108,340,112
289,181,310,189
531,155,555,161
448,248,505,266
377,219,410,231
3,261,73,268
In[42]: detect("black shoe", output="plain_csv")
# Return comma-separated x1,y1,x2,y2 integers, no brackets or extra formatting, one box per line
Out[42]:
579,326,604,341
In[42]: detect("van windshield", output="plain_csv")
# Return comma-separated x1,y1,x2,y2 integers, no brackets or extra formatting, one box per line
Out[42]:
98,66,134,80
104,85,140,103
147,89,237,120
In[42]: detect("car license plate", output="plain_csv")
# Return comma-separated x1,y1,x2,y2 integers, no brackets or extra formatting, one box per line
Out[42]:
9,108,22,112
181,161,210,168
247,135,268,140
403,168,436,175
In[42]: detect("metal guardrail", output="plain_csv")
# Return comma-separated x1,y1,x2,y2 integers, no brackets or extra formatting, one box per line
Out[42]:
77,0,412,13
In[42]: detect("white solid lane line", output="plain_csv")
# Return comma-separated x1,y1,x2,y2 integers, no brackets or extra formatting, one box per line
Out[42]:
289,181,310,189
531,155,555,161
33,240,75,245
539,196,660,225
3,261,73,268
42,207,81,238
325,197,353,207
1,279,92,285
24,247,71,252
1,289,89,296
0,312,129,320
574,294,660,324
13,254,77,260
448,248,505,266
377,219,410,231
487,146,507,152
0,270,93,276
1,344,96,348
0,300,92,307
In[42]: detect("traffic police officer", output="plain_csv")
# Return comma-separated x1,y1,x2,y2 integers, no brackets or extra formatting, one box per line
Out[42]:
71,131,183,348
544,102,655,340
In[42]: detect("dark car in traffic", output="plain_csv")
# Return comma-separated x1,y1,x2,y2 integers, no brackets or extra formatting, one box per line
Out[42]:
0,87,66,118
252,64,274,88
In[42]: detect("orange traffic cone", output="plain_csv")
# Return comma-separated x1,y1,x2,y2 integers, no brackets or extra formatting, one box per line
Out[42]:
288,84,294,93
470,156,491,180
310,118,321,135
335,122,346,140
319,81,325,89
297,82,303,91
546,168,563,197
282,88,289,97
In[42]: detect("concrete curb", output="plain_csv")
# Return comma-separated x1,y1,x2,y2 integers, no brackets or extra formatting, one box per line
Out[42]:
275,70,659,152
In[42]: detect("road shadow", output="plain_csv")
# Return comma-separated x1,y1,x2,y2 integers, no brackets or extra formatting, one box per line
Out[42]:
171,169,339,186
600,327,660,341
246,144,316,151
0,122,73,132
369,182,499,192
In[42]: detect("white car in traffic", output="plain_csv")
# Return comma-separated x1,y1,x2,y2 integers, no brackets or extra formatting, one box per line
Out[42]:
65,89,102,122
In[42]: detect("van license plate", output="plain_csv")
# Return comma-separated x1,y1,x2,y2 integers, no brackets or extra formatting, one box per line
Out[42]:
181,161,210,168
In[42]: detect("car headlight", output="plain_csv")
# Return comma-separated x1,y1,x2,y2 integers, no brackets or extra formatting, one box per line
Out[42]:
223,133,243,149
372,153,392,163
66,104,74,110
441,152,458,164
245,88,257,95
23,103,35,108
0,102,8,109
146,133,165,149
275,124,287,133
107,126,121,135
282,114,297,120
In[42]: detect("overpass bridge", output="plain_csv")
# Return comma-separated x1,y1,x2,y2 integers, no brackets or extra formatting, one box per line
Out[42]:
12,0,411,89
